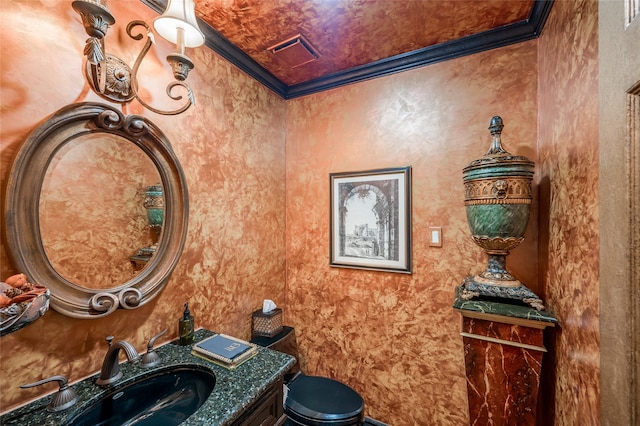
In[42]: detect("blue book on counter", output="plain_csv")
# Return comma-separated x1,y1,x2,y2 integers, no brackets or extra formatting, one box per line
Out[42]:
192,333,257,365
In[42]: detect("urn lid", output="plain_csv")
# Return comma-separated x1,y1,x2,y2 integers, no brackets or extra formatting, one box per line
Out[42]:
463,116,534,181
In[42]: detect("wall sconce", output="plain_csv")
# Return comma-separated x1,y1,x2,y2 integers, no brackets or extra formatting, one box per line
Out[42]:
72,0,205,115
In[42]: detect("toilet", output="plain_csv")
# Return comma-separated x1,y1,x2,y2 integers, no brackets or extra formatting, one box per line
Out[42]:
251,326,365,426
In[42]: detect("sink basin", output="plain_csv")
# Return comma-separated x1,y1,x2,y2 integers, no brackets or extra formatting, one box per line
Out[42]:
68,365,216,426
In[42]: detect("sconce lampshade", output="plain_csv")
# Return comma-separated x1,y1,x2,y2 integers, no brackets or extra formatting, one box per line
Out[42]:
154,0,205,48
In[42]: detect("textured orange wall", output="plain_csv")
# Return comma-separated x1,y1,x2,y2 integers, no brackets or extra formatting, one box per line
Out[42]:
285,42,539,424
0,0,286,411
537,0,600,424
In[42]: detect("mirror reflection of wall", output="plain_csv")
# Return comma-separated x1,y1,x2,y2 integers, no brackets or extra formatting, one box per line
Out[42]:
39,134,161,290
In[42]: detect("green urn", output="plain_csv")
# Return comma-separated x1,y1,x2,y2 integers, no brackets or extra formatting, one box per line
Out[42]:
460,116,544,310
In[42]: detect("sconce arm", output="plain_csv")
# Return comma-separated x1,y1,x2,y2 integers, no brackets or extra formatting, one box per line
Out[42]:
132,81,195,116
127,21,195,116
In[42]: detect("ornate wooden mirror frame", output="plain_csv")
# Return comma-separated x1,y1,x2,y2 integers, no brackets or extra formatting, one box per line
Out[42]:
4,102,189,318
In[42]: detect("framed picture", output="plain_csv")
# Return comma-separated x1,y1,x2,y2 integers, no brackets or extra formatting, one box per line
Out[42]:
330,166,411,273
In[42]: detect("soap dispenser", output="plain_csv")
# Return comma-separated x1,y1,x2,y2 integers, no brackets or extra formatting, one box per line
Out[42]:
178,302,194,345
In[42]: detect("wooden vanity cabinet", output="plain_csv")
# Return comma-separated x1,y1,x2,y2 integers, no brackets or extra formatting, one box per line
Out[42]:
231,378,286,426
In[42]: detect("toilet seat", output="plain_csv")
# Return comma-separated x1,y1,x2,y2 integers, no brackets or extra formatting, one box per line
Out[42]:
285,375,364,426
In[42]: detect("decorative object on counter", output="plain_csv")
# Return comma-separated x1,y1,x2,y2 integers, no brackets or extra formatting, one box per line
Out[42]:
330,166,412,273
140,328,169,368
0,274,49,336
460,116,544,310
252,299,283,338
453,289,557,425
191,333,258,370
20,375,78,412
4,102,189,319
178,303,194,345
71,0,204,115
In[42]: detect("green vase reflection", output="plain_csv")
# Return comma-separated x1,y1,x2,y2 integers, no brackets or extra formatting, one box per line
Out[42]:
144,184,164,233
130,184,164,270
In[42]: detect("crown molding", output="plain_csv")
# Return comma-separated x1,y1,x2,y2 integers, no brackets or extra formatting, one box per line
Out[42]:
144,0,555,100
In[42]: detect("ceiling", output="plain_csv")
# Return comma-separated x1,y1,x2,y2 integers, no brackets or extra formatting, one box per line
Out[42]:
145,0,554,99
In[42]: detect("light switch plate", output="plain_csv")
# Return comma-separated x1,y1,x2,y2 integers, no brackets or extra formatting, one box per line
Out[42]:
429,226,442,247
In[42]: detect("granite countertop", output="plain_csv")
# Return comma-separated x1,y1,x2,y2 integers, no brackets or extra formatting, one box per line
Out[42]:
1,329,295,426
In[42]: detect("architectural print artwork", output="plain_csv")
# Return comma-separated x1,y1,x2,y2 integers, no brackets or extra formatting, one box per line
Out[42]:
330,167,411,273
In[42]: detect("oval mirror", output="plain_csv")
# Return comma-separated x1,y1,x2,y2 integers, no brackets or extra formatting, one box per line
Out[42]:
4,102,189,318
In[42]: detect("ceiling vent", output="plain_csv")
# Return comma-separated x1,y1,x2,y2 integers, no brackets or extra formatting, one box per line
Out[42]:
268,34,320,68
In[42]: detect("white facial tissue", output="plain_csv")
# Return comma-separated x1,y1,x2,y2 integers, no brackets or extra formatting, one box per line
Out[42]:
262,299,277,313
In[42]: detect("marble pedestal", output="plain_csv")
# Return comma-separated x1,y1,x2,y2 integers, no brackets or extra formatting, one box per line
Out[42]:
453,288,557,426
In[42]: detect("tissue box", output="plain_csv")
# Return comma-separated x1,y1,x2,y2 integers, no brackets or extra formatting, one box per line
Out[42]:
252,308,283,338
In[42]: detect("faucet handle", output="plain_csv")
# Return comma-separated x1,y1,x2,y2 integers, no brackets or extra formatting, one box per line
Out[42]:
140,328,168,368
20,375,78,412
147,328,168,351
105,335,114,347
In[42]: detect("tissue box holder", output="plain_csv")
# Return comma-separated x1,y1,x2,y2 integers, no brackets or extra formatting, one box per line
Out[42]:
252,308,283,338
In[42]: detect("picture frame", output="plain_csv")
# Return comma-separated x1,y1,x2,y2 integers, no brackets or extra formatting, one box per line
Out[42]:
330,166,411,273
